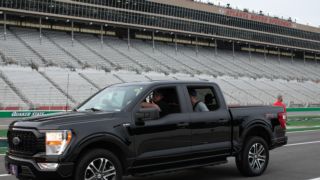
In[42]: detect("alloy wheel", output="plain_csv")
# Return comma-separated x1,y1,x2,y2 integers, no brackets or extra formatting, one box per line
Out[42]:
84,158,116,180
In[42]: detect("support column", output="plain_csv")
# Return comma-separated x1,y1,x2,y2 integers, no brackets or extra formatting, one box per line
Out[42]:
39,17,42,43
195,36,199,56
303,52,306,66
315,53,317,65
232,41,235,60
278,48,281,64
214,39,217,56
100,24,104,46
71,21,74,46
4,12,7,40
174,34,178,53
127,28,130,49
264,46,267,63
249,44,252,62
291,49,294,64
152,31,155,52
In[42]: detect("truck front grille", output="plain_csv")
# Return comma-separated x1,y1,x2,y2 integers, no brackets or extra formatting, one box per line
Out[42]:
8,130,45,155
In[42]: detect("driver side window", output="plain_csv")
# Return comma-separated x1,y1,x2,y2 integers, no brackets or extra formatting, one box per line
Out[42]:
140,87,181,118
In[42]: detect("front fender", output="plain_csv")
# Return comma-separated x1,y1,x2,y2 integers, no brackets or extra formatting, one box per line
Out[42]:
66,133,133,162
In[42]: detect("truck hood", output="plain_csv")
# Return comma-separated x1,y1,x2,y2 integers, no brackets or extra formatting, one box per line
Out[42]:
10,111,116,130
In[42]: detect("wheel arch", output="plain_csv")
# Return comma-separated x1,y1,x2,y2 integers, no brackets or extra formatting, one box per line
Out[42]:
241,121,273,148
71,133,133,173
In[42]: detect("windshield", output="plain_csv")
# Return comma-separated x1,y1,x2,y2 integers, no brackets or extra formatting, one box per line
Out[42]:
77,85,146,112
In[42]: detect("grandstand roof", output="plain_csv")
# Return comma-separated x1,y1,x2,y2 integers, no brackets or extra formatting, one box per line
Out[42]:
150,0,320,34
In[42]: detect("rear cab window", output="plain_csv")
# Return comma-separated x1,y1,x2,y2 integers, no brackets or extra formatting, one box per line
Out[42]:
186,86,219,112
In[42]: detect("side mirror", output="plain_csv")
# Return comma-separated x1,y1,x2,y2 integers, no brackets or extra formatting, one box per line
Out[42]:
135,108,160,125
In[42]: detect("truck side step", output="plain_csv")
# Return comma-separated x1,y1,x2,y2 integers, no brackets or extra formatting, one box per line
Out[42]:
130,157,228,177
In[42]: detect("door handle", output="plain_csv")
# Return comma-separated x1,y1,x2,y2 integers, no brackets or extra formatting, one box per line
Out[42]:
219,119,229,123
177,122,189,128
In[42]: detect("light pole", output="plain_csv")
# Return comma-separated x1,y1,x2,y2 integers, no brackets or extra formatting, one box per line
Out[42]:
49,86,52,111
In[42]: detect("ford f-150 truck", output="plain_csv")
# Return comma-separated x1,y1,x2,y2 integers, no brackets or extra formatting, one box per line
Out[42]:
5,81,287,180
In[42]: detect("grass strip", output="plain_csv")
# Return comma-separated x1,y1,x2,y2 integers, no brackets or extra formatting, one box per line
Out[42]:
287,120,320,127
287,126,320,132
0,130,7,137
0,147,7,154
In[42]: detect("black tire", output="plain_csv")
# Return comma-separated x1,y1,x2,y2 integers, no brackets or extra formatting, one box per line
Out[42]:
74,149,123,180
236,136,269,177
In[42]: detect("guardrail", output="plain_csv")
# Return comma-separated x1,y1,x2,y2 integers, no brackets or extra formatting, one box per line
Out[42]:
287,107,320,112
0,110,63,118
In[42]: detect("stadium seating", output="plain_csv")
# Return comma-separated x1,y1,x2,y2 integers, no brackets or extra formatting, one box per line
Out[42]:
0,75,28,110
41,67,98,105
79,69,123,89
76,35,143,71
0,66,68,108
144,72,177,81
10,27,80,68
0,27,319,109
44,31,114,69
0,26,44,66
116,71,150,82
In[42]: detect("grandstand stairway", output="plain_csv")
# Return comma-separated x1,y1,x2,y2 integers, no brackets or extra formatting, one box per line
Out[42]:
104,38,145,71
220,78,265,105
130,42,175,74
242,79,275,101
78,73,100,90
155,44,202,75
197,51,238,76
79,70,124,89
8,28,48,66
43,32,83,67
75,36,117,69
0,71,33,108
179,48,222,76
179,46,225,76
38,71,77,105
0,27,45,66
10,27,80,68
132,40,193,74
112,74,126,83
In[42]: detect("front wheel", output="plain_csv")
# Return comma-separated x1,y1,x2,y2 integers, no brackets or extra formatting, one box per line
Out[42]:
74,149,123,180
236,136,269,177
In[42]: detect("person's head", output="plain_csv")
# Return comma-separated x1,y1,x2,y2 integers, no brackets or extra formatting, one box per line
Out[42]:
277,95,283,102
189,89,198,104
205,94,214,104
152,91,164,103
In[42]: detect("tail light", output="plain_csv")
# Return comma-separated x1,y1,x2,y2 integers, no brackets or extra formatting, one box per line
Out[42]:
278,112,287,129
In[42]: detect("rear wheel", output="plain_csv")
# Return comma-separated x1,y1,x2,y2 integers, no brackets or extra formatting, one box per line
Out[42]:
236,136,269,177
74,149,123,180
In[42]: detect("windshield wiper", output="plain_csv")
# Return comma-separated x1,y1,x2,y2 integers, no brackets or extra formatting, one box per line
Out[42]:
85,108,102,112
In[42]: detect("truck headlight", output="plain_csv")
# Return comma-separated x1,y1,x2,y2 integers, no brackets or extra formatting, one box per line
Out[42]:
44,130,72,155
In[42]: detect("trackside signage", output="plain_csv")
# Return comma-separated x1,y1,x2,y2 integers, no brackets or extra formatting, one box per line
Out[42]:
0,111,62,118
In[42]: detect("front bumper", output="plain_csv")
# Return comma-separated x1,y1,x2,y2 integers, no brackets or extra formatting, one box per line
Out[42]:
5,153,74,179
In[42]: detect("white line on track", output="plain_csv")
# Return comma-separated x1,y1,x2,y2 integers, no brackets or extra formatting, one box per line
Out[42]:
288,129,320,134
308,178,320,180
0,174,11,177
285,141,320,147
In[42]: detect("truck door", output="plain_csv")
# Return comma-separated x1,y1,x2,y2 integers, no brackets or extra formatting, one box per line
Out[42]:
130,85,192,164
185,85,232,156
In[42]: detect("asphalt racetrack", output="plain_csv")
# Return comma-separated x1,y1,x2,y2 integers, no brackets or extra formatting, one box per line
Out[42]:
0,130,320,180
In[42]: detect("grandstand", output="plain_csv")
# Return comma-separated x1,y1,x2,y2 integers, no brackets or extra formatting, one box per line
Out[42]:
0,0,319,110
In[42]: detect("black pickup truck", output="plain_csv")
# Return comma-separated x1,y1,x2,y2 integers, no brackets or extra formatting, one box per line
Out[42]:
5,81,287,180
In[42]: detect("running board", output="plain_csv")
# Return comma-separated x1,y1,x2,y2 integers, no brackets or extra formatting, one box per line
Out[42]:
130,158,228,177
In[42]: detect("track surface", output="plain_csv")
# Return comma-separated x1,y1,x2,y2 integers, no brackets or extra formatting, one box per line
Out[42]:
0,130,319,180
